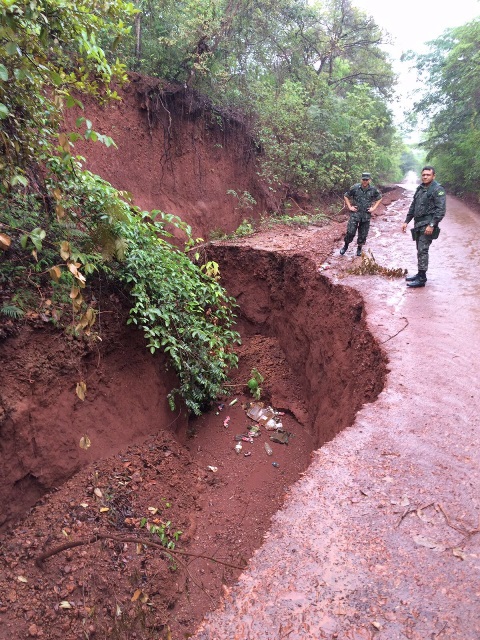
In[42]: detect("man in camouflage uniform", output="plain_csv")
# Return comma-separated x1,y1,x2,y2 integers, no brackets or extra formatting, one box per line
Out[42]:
340,172,382,256
402,165,446,288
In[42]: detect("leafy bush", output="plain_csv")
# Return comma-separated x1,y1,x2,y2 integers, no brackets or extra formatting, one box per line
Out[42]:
115,205,240,415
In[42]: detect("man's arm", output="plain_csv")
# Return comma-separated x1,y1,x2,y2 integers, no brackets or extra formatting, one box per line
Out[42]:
424,188,446,235
344,195,357,212
402,199,416,232
430,187,446,226
368,194,382,213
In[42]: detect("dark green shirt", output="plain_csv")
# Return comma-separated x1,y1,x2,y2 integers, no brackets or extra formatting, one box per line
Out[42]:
345,183,382,215
405,180,446,229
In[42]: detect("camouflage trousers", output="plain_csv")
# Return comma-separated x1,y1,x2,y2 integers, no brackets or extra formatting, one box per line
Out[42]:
414,227,434,271
345,212,371,246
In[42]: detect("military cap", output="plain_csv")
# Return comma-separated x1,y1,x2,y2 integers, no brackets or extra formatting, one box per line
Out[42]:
361,172,371,180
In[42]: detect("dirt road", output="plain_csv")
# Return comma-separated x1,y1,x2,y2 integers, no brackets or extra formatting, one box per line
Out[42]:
194,188,480,639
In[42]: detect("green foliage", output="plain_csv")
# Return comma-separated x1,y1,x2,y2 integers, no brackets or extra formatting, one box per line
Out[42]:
226,190,257,211
399,147,424,178
262,211,328,228
233,219,255,237
0,303,24,319
409,19,480,197
108,201,241,416
0,0,135,189
247,368,264,400
117,0,401,193
139,517,182,551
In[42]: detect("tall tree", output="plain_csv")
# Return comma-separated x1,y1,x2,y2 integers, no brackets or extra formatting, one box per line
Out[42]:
0,0,135,188
409,18,480,196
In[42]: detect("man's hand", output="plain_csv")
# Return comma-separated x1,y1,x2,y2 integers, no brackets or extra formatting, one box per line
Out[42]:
350,206,358,212
424,225,434,235
402,223,408,233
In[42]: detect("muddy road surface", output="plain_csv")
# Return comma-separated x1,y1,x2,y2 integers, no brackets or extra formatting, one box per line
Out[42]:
1,186,479,640
194,187,480,640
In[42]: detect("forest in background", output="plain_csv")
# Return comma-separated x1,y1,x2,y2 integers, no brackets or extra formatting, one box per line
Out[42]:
0,0,478,415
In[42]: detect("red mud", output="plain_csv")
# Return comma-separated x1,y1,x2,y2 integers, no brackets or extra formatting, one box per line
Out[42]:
0,208,390,639
2,79,479,640
193,189,480,640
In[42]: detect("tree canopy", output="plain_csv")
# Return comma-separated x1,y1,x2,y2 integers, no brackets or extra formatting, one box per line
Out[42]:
0,0,240,414
408,18,480,197
119,0,402,191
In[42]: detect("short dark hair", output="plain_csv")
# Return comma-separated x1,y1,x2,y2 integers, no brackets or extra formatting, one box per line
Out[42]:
422,165,435,174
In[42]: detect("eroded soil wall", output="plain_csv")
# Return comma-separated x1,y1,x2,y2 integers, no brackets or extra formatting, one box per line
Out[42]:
66,74,273,240
0,315,187,529
209,245,387,445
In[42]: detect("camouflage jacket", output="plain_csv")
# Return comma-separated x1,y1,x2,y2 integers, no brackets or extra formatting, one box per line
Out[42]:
405,180,446,229
344,183,382,220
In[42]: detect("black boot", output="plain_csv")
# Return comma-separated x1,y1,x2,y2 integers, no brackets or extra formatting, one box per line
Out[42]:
407,278,426,288
407,270,427,288
340,243,349,255
406,272,427,282
356,245,363,256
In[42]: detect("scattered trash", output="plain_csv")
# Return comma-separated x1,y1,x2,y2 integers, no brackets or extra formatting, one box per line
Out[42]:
258,410,276,428
270,431,292,445
207,466,218,473
318,262,330,271
235,442,243,454
248,426,261,437
234,434,254,443
223,416,230,428
229,398,238,406
244,451,252,457
265,419,283,431
218,403,225,411
272,462,280,468
246,402,265,421
264,442,273,456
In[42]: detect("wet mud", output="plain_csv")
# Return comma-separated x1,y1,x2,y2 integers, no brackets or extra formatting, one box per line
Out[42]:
0,200,389,639
3,186,478,640
193,188,480,640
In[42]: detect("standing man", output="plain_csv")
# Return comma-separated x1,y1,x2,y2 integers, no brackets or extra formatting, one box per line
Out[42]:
402,165,446,288
340,172,382,256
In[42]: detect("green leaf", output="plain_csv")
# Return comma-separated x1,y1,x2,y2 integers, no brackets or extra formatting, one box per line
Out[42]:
50,71,62,86
5,42,19,56
0,64,8,81
10,174,28,187
0,103,9,119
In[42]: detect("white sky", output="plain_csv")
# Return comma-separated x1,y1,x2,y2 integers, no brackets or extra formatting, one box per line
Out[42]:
352,0,480,134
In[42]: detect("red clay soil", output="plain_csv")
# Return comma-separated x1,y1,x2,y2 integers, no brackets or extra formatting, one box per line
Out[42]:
2,80,478,640
193,189,480,640
0,184,398,640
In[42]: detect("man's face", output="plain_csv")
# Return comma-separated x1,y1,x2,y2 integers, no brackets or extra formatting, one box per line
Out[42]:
421,170,435,186
361,178,371,187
